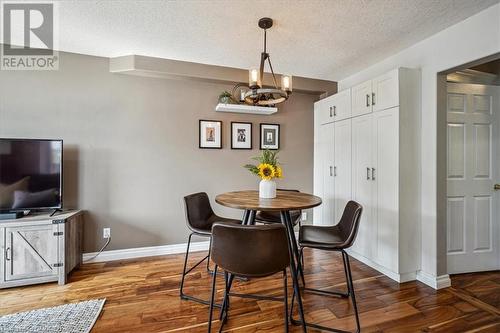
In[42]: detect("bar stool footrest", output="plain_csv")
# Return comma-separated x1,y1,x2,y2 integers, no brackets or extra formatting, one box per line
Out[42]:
180,294,222,308
208,269,248,281
302,286,349,298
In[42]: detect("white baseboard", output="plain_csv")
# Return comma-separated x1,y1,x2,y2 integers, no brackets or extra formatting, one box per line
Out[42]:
82,240,210,263
83,232,299,264
346,249,417,283
416,271,451,289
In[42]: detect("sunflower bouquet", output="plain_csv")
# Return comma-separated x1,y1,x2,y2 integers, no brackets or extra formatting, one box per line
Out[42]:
244,150,283,180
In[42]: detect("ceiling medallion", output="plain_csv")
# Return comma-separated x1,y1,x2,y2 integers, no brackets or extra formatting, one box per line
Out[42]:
232,17,292,107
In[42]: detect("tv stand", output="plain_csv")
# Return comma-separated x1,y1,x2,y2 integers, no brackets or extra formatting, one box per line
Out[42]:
49,208,63,217
0,210,84,288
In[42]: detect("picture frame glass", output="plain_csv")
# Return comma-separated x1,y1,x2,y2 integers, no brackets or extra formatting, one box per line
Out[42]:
200,120,222,148
231,122,252,149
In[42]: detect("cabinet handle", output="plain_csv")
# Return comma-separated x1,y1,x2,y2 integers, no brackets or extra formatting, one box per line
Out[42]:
366,94,370,107
329,166,333,177
5,247,10,261
333,105,337,116
372,92,375,106
334,166,337,177
329,106,333,117
366,167,370,180
372,168,376,180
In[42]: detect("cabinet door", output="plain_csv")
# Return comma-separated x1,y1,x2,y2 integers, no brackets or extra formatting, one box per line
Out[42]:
333,119,352,223
372,69,399,112
317,97,335,125
351,80,372,117
373,107,399,272
0,227,4,284
351,114,374,258
331,89,352,122
313,106,326,224
319,123,335,225
5,224,59,281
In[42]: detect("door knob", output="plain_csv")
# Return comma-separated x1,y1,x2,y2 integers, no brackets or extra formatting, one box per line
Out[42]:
494,184,500,191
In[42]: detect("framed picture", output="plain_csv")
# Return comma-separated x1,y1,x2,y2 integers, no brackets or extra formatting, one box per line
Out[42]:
231,122,252,150
199,120,222,149
260,123,280,150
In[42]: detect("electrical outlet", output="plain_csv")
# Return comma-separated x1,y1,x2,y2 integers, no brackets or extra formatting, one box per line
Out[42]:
301,212,307,221
103,228,111,239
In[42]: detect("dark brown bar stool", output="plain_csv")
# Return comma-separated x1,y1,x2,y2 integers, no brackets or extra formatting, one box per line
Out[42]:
208,223,290,332
255,189,302,227
292,201,363,333
180,192,241,306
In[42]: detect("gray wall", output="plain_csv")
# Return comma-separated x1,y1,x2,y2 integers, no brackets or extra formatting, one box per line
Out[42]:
0,51,318,252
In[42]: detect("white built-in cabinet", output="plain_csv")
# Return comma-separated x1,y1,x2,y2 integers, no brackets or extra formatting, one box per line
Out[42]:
351,69,400,117
314,118,352,226
318,121,335,225
318,89,352,124
313,68,421,282
333,119,352,223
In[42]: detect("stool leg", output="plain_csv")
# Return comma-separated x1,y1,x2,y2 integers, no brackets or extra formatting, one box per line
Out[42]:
341,250,350,296
180,233,193,298
343,251,360,333
220,271,229,324
208,265,218,332
298,247,305,287
206,237,212,272
281,211,307,333
219,272,232,332
283,269,289,333
219,273,233,321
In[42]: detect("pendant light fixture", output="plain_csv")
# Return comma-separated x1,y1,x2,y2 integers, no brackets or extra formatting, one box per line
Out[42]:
232,17,292,107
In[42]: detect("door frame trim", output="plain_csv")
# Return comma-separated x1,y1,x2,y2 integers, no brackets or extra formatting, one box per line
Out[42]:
438,53,500,276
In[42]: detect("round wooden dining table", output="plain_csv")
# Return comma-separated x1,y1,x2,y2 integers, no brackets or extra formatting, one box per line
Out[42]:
215,190,322,333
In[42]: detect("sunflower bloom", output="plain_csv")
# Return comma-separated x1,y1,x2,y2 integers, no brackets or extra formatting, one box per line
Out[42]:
275,166,283,178
258,163,275,180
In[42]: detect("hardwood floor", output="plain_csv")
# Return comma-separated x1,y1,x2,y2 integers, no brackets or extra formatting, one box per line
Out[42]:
0,249,499,332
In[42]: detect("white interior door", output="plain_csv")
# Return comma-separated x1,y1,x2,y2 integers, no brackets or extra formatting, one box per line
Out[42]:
333,119,352,223
447,83,500,274
351,114,374,258
320,122,335,226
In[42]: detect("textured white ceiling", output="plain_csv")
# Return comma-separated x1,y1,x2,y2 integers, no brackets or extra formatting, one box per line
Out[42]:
12,0,500,80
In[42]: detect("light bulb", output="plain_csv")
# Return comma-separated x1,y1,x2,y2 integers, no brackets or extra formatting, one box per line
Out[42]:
249,68,260,88
281,75,292,92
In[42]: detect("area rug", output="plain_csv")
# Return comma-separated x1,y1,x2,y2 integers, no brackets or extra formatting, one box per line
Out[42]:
0,299,105,333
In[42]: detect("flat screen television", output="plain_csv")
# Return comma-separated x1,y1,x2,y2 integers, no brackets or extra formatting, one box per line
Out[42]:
0,138,62,212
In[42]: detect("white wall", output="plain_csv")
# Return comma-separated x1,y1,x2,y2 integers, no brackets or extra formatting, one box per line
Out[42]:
339,4,500,283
